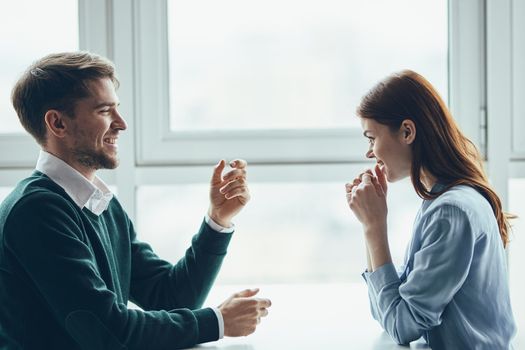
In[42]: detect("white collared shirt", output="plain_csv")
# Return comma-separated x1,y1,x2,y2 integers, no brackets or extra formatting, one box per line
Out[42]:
35,149,227,338
35,150,113,216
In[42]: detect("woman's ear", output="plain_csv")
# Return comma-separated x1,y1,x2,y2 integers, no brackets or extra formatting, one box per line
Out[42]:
401,119,416,145
44,110,68,138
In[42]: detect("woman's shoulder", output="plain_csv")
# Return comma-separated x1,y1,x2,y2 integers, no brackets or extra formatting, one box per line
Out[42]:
423,184,493,221
414,185,501,250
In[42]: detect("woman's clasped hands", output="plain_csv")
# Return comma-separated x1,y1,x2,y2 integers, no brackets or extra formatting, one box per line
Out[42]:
345,163,389,230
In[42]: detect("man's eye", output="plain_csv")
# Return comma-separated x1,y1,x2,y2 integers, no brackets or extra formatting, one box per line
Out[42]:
368,138,375,145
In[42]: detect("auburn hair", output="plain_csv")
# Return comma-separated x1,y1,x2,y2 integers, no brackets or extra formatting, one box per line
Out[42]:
357,70,512,248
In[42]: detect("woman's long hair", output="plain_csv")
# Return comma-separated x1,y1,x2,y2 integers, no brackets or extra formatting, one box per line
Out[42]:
357,70,512,248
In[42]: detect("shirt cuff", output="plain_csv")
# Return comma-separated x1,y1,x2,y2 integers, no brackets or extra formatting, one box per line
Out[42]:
212,307,225,339
205,214,235,233
361,269,372,282
366,263,400,295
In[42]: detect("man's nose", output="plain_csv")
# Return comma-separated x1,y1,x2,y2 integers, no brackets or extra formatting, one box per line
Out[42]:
366,149,375,159
112,110,127,131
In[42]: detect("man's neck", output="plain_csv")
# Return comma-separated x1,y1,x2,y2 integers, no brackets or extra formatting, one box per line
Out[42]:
42,148,96,182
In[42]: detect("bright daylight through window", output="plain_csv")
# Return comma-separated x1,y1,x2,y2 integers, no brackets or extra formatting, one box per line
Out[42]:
167,0,447,130
0,0,78,134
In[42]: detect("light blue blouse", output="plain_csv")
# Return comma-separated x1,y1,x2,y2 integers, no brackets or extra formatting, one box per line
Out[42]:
362,184,516,349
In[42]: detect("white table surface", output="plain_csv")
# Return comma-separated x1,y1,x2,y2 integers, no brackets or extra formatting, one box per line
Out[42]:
188,283,432,350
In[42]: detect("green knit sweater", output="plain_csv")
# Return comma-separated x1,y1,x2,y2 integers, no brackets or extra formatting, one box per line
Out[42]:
0,171,232,349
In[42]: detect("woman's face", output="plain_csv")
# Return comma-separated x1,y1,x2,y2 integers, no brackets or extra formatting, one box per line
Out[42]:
361,118,414,182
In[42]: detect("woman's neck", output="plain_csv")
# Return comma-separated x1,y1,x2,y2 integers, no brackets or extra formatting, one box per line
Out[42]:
421,170,437,191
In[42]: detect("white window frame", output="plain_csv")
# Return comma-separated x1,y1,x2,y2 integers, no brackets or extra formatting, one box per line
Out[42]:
508,0,525,168
486,0,524,203
448,0,486,154
133,0,485,167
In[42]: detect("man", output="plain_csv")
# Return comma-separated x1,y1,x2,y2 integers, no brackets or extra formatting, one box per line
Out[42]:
0,52,270,349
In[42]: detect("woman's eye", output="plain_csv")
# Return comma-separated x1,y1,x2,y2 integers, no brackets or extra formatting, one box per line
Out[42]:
368,138,375,145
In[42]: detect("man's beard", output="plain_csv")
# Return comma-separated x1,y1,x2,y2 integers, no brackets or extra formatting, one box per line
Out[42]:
73,147,119,170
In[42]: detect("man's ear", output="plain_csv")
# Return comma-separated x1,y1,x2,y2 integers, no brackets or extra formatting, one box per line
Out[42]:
44,110,68,138
400,119,416,145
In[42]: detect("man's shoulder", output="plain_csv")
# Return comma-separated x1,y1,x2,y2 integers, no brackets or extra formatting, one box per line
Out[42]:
0,173,87,250
0,172,75,222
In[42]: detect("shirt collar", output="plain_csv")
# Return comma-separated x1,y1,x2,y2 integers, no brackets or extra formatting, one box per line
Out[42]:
430,182,447,194
35,150,113,215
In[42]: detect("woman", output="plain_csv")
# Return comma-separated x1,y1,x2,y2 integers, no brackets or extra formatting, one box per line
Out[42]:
346,70,516,349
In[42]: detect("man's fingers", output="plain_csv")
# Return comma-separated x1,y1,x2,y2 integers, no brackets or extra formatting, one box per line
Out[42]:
211,159,226,184
226,188,250,201
222,168,247,183
259,308,269,318
232,288,260,298
220,179,246,194
215,178,251,203
212,159,248,185
229,159,247,169
255,298,272,309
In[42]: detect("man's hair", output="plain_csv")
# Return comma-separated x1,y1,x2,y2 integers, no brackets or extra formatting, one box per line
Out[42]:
11,51,119,145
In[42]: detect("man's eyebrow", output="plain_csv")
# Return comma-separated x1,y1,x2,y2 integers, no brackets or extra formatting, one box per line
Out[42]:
363,130,372,137
94,101,120,109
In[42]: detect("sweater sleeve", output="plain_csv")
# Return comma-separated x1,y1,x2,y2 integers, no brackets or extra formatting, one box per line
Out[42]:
128,218,233,311
363,205,475,345
3,192,220,350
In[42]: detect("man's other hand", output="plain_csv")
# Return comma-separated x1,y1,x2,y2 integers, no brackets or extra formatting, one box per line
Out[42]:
218,288,271,337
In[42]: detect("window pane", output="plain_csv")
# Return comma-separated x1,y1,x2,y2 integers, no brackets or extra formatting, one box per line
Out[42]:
509,179,525,347
167,0,447,130
0,0,79,134
136,179,420,284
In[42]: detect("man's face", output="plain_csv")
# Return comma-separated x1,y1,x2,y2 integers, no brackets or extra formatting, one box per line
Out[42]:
66,78,127,174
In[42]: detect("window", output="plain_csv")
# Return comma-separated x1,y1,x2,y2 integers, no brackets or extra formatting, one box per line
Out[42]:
135,0,485,165
166,0,447,131
129,0,485,286
0,0,79,134
0,0,80,168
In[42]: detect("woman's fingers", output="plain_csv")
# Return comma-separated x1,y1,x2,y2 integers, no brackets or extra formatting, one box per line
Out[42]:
374,163,388,194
